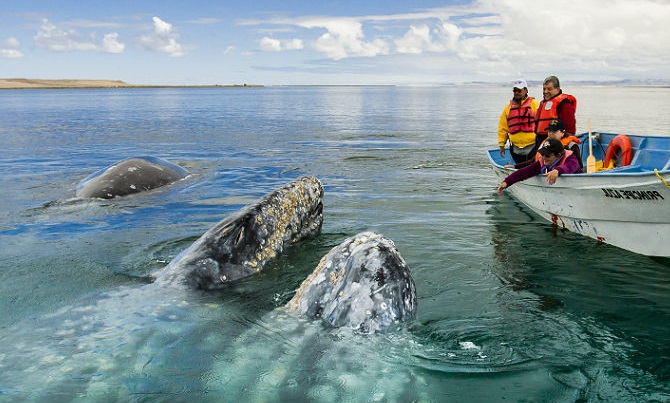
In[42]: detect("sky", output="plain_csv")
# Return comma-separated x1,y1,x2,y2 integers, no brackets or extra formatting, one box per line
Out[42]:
1,0,669,86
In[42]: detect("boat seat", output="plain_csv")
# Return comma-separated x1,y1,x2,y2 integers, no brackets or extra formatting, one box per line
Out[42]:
630,149,669,171
600,165,644,173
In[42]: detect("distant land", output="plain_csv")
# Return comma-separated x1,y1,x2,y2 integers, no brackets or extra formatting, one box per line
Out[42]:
1,78,668,89
0,78,262,89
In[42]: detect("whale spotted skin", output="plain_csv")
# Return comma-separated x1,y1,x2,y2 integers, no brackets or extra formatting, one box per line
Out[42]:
76,156,190,199
285,231,417,334
155,176,324,290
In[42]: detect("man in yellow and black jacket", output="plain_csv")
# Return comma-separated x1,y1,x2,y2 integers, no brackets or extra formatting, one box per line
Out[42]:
498,78,540,165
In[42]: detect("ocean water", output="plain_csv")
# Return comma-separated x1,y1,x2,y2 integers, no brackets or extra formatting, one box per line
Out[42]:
0,85,669,402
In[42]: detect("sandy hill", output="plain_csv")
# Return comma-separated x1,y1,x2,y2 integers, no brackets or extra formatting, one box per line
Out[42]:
0,78,134,89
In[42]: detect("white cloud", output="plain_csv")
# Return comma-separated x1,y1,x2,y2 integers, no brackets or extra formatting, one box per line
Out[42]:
487,0,669,79
102,33,124,53
394,22,463,54
259,37,281,51
243,0,670,80
34,19,97,51
300,18,389,60
0,49,22,58
3,37,20,48
1,37,23,58
186,18,222,25
8,0,669,83
33,19,124,54
395,24,432,54
259,37,303,52
138,16,185,57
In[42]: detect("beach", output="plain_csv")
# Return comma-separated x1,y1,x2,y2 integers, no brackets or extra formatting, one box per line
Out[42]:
0,78,265,89
0,78,134,89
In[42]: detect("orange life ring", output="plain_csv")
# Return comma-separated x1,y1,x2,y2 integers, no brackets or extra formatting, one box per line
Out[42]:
603,134,632,168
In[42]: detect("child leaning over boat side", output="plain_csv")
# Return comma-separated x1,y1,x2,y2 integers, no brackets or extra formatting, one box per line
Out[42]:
545,118,583,170
503,118,582,170
496,138,583,195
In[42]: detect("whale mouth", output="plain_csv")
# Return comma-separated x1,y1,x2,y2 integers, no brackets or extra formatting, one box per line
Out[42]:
299,200,323,238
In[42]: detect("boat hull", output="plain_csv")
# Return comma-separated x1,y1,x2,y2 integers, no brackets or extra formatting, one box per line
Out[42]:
489,139,670,257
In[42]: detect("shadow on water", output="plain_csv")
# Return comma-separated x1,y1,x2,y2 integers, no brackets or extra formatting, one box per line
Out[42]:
486,195,670,399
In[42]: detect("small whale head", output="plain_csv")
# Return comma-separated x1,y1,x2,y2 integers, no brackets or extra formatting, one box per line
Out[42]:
156,176,324,289
286,232,417,334
76,156,189,199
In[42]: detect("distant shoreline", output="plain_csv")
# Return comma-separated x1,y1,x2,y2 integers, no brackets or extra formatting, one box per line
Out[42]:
0,78,263,89
2,78,669,90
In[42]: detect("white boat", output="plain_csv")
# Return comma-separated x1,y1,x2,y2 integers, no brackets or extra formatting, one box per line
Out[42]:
489,132,670,257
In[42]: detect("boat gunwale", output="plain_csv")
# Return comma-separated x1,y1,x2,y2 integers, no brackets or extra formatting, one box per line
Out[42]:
487,130,670,179
488,155,670,178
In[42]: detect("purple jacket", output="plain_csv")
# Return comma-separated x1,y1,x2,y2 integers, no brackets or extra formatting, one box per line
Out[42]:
504,152,583,187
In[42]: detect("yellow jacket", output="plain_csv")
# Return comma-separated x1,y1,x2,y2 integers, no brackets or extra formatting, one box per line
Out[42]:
498,96,539,148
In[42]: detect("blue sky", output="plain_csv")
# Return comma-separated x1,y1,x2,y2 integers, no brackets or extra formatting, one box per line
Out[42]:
2,0,669,85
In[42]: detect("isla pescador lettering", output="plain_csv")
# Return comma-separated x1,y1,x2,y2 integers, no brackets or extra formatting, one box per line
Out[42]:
601,188,665,200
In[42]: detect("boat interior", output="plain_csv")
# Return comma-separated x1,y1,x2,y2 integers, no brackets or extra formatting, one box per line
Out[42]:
581,133,670,173
487,133,670,174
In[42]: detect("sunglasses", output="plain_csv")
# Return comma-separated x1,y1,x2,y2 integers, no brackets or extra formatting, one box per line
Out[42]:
512,88,523,93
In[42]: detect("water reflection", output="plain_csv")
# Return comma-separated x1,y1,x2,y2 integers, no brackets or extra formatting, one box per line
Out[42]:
488,195,670,397
2,85,669,400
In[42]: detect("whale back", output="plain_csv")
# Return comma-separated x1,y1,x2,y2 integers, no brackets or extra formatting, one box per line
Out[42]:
285,232,417,333
156,176,324,289
76,156,190,199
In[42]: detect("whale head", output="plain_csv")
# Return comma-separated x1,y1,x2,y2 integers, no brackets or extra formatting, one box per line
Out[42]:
285,232,417,334
156,176,324,289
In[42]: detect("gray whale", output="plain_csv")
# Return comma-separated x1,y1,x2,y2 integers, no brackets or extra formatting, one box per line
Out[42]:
155,176,324,289
76,156,190,199
202,232,419,397
285,231,417,333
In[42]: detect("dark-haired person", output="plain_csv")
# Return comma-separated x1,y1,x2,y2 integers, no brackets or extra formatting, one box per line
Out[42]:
496,138,583,195
545,118,583,170
534,76,577,148
498,78,539,165
504,118,582,170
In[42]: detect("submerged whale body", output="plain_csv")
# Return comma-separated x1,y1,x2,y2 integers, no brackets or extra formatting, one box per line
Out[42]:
155,176,324,290
76,156,190,199
285,231,417,333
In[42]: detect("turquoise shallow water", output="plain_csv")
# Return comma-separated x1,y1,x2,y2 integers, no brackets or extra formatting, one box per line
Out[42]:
0,86,669,401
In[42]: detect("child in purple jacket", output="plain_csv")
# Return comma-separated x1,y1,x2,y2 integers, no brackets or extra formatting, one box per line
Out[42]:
497,138,583,195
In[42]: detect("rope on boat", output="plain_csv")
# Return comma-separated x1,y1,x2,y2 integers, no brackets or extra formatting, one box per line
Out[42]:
654,168,670,191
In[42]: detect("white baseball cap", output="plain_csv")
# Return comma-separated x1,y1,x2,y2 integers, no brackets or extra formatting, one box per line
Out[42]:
512,79,527,89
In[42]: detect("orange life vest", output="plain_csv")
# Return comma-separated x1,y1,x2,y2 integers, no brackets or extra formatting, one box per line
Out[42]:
535,93,577,135
561,135,580,148
507,97,536,134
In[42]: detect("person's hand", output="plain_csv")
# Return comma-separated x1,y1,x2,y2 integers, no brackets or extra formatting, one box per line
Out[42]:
496,181,508,195
499,146,506,157
544,169,559,185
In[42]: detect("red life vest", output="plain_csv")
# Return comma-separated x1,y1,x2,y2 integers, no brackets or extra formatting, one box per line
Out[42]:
507,97,535,134
535,93,577,135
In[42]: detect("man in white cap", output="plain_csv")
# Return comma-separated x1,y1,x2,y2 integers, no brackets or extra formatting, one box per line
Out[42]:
497,78,539,165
